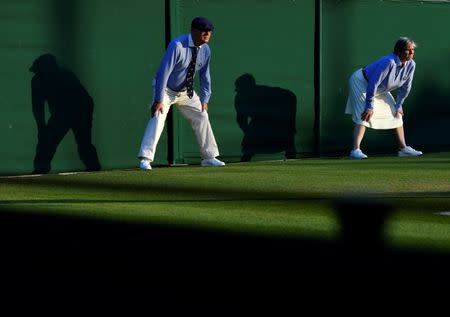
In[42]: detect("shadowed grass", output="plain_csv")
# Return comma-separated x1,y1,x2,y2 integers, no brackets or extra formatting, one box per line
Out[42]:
1,152,450,251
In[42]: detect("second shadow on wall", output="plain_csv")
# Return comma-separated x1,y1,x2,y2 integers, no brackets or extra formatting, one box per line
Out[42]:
234,74,297,162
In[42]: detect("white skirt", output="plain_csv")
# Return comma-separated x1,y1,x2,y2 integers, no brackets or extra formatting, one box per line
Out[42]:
345,69,403,129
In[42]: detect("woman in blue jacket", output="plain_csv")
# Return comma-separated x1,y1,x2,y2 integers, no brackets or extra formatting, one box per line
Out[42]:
345,37,422,159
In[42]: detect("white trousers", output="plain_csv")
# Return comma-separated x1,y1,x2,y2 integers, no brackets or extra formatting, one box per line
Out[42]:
138,88,220,162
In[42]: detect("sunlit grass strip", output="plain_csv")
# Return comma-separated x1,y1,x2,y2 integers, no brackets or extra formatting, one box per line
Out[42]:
1,152,450,251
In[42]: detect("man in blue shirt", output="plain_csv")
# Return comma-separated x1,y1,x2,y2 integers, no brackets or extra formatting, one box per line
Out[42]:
345,37,423,159
138,17,225,170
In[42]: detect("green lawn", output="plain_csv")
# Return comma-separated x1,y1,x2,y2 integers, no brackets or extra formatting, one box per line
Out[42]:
1,152,450,252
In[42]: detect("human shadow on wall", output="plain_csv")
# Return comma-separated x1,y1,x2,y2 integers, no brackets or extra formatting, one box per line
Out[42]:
29,54,101,174
234,74,297,162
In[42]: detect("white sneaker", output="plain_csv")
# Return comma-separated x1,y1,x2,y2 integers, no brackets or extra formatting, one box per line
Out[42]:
349,149,368,159
398,146,423,157
201,158,225,167
139,159,152,170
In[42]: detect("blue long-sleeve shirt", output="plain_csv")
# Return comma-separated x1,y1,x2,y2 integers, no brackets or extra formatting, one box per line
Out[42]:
364,53,415,112
154,34,212,104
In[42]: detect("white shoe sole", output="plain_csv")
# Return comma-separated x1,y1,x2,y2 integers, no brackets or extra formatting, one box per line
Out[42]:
349,155,368,160
398,153,422,157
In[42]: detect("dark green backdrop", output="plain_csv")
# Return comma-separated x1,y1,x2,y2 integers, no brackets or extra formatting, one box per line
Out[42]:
1,0,449,175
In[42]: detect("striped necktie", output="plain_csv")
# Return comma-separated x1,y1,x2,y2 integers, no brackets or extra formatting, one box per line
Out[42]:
186,47,198,99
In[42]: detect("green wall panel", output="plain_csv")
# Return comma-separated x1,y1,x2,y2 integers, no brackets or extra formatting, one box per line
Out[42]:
0,0,166,175
321,0,450,155
73,0,167,170
3,1,449,175
170,0,316,163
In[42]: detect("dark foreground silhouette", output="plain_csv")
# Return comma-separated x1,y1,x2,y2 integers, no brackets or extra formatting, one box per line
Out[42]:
1,198,448,274
1,197,448,311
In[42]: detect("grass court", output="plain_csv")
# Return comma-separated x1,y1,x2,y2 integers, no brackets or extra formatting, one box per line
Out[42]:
1,151,450,256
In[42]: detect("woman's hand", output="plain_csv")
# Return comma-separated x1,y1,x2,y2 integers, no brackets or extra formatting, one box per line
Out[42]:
395,110,404,118
361,109,374,122
151,102,164,117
